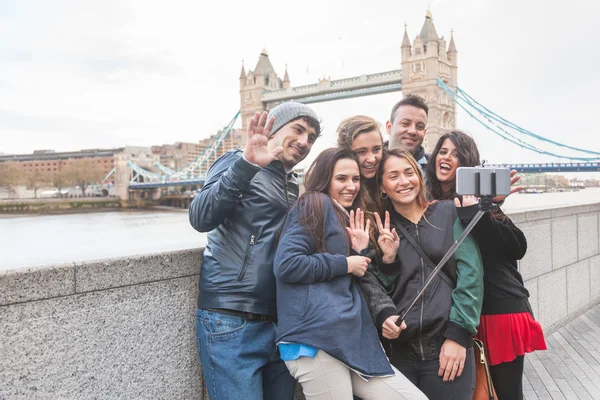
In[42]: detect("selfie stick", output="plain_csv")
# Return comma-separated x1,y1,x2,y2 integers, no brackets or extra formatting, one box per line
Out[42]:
395,171,497,326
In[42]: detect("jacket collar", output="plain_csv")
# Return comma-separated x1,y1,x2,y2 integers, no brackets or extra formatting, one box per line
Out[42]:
412,146,428,164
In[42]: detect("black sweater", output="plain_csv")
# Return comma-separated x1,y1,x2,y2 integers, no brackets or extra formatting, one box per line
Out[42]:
457,205,532,315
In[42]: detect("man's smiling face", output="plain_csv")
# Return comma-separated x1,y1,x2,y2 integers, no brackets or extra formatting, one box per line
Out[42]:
269,118,318,168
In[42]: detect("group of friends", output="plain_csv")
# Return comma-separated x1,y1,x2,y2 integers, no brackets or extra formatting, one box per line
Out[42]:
189,95,547,400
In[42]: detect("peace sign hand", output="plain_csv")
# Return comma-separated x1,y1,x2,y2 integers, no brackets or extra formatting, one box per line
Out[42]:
345,208,371,253
375,211,399,264
244,111,283,168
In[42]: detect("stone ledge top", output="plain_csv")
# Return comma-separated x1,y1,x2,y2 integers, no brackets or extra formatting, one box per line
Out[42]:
508,202,600,223
0,248,203,306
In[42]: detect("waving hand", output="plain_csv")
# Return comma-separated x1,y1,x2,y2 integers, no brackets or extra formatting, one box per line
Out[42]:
244,112,283,167
345,208,371,253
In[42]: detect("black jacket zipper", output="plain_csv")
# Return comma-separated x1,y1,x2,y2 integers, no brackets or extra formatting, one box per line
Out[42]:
283,171,290,208
416,223,426,361
237,234,256,281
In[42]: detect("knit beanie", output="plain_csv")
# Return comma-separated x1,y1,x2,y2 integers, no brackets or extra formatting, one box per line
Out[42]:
267,102,320,137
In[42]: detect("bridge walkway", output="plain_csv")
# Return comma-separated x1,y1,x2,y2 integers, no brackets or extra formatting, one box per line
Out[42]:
524,303,600,399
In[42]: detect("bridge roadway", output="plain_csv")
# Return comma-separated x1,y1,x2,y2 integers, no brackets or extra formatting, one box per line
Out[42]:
524,303,600,400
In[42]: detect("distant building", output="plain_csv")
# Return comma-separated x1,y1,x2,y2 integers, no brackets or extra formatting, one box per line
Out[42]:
153,128,244,175
0,148,122,184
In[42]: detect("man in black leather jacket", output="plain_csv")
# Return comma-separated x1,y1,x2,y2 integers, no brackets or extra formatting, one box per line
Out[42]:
189,102,320,400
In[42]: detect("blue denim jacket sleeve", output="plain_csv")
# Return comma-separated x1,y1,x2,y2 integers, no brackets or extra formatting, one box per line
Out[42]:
274,204,348,284
188,151,261,233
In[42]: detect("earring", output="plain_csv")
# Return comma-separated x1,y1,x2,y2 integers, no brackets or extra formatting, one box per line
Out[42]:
380,192,388,200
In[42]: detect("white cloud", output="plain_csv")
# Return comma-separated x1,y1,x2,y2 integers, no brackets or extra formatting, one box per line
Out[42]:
0,0,598,166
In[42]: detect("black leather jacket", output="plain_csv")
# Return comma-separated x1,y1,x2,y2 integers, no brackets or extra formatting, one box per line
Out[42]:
189,150,298,317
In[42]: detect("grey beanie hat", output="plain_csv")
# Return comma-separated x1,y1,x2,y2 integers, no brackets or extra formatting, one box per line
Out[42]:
267,102,320,137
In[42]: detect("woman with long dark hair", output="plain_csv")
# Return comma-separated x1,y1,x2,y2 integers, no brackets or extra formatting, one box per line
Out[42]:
360,148,484,400
274,148,426,400
426,130,547,400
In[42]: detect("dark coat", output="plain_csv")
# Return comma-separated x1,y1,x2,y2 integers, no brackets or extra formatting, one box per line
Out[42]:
457,205,531,315
274,194,394,377
189,150,297,317
360,201,483,360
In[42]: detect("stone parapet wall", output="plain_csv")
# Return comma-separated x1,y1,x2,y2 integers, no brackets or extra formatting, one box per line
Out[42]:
2,203,599,399
512,203,600,334
0,249,204,399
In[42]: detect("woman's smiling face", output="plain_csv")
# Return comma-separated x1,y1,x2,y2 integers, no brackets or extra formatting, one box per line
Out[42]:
380,155,421,206
435,138,460,185
351,130,383,179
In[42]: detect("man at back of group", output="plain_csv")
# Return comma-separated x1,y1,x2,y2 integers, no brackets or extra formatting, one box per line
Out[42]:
189,102,321,400
386,94,429,171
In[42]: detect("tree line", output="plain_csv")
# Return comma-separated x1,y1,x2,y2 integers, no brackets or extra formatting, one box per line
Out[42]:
0,159,109,198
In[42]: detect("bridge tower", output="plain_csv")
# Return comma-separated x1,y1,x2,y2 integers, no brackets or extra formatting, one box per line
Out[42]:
239,49,287,138
401,9,458,152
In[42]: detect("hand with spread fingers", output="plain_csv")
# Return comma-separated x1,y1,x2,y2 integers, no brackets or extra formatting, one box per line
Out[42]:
438,338,466,383
244,111,283,168
454,195,479,208
374,211,399,264
382,315,407,340
345,208,371,253
492,169,523,203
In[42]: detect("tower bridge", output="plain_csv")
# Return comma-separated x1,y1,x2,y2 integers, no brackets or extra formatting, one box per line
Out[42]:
239,9,458,152
119,9,599,199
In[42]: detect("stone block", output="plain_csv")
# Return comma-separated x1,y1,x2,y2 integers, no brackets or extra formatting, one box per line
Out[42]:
525,209,552,222
524,278,539,319
566,260,590,315
508,211,526,224
520,220,552,280
590,255,600,302
578,213,599,260
76,248,202,293
0,277,202,400
552,216,578,269
0,263,75,306
552,204,591,218
537,269,567,329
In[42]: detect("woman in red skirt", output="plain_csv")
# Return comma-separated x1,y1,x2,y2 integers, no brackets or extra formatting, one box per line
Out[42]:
425,130,547,400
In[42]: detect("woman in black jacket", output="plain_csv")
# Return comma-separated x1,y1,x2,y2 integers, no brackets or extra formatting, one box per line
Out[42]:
425,130,547,400
360,148,484,400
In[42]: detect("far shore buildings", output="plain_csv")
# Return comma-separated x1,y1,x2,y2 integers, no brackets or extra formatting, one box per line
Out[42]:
152,128,243,175
0,126,245,199
0,148,121,184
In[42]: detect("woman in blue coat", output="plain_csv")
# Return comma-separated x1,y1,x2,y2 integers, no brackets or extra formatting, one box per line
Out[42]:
274,148,426,400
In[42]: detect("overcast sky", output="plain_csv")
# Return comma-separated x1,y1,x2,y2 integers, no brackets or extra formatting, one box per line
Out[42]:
1,0,599,168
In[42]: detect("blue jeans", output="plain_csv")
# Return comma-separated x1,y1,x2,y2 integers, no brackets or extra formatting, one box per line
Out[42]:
195,309,296,400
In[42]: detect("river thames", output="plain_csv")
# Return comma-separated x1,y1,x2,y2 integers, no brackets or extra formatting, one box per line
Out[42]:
1,188,599,270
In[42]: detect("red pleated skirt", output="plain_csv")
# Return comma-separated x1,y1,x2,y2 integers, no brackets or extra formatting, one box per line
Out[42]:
475,312,547,366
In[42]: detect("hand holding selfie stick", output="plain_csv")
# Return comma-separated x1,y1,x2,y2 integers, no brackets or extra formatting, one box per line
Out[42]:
395,170,499,326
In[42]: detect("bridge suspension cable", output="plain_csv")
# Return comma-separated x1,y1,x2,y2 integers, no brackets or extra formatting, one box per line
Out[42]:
126,110,241,186
154,162,175,175
167,110,240,180
437,79,600,162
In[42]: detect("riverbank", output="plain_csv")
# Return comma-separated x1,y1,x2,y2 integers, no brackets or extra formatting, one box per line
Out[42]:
0,198,122,214
0,197,171,215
